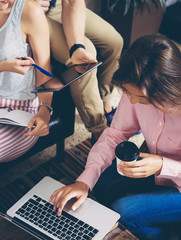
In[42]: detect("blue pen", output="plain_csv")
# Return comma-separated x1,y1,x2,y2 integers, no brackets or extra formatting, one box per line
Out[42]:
21,57,53,77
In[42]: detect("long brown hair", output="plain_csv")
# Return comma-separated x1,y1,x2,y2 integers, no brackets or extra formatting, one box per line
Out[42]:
112,35,181,107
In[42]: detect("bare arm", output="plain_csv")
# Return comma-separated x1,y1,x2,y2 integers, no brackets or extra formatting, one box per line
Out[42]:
0,57,34,74
22,0,53,136
35,0,86,47
62,0,86,48
62,0,96,64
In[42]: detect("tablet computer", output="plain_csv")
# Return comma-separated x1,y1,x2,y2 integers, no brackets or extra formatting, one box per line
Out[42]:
31,62,102,93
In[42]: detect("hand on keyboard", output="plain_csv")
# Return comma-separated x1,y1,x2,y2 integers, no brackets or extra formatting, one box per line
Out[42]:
49,182,90,216
15,194,99,240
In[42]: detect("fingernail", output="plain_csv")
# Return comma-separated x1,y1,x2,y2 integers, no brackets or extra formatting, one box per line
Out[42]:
72,206,76,211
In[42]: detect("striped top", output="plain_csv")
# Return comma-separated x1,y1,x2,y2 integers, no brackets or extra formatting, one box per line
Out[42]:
0,0,36,100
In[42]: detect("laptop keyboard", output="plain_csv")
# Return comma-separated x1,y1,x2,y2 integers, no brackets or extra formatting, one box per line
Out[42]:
15,195,99,240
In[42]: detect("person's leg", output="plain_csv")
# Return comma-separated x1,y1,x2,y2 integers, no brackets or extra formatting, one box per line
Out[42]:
0,98,39,162
111,186,181,240
93,160,181,239
85,9,124,114
46,6,108,140
47,4,123,107
46,16,69,65
93,159,155,206
0,124,38,162
69,38,107,139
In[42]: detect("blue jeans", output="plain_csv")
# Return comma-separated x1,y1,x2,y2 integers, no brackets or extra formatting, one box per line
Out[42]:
93,160,181,240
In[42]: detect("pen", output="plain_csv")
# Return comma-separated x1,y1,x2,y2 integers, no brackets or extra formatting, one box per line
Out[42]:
21,57,53,77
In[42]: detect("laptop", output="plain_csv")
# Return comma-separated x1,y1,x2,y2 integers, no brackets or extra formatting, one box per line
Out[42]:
4,176,120,240
31,62,102,93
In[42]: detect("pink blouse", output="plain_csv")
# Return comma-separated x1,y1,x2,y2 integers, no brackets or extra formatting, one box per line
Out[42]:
77,94,181,191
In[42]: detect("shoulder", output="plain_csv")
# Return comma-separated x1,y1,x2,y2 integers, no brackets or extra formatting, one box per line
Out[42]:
21,0,46,27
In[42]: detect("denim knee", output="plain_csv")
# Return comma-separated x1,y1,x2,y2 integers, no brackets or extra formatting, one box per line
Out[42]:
111,197,139,229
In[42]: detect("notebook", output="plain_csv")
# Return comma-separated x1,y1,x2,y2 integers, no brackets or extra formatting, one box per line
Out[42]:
5,176,120,240
0,109,33,127
31,62,102,93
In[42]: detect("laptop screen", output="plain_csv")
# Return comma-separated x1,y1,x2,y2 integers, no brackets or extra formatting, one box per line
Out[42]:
31,62,102,93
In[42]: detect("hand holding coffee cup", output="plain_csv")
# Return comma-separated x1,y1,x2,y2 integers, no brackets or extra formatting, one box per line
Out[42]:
115,141,140,175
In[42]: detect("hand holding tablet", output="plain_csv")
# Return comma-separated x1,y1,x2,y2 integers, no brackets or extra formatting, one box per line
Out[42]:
31,62,102,93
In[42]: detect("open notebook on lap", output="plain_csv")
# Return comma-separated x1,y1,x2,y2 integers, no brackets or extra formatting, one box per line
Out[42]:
4,176,120,240
31,62,102,93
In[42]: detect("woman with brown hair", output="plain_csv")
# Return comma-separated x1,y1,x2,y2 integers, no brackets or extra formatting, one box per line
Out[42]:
49,35,181,239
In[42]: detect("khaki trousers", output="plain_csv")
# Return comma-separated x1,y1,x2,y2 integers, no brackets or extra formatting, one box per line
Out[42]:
47,2,123,138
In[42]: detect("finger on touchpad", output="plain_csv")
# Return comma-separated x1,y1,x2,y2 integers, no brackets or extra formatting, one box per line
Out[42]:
64,198,93,216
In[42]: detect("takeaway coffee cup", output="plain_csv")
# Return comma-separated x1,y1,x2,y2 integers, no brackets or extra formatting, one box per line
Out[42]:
115,141,140,175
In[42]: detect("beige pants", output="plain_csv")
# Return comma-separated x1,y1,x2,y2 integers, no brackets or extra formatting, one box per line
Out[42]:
47,2,123,138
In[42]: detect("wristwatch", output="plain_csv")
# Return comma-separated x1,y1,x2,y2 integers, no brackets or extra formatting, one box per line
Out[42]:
69,44,85,58
38,103,53,116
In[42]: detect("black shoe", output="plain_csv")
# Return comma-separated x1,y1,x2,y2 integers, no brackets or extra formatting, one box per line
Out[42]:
105,108,117,126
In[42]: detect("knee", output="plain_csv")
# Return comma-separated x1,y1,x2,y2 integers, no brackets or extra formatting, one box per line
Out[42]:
111,198,129,220
107,27,124,53
103,31,124,59
112,32,124,55
84,37,97,58
111,197,139,229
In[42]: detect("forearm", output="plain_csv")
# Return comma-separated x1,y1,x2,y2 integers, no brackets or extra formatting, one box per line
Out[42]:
62,0,86,48
159,156,181,178
155,156,181,191
37,92,53,106
36,92,53,121
35,64,53,109
77,94,140,189
24,1,53,108
0,61,6,72
77,125,129,190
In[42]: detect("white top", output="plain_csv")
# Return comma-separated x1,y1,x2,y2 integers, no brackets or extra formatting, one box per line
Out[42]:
0,0,36,100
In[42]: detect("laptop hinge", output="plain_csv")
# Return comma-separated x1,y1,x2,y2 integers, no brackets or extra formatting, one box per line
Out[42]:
12,217,54,240
0,212,13,221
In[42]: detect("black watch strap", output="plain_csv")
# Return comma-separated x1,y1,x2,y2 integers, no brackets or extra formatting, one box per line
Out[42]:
50,0,57,7
69,44,85,58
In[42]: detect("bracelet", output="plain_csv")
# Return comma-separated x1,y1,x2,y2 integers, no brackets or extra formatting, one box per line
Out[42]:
38,103,53,116
69,44,85,58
